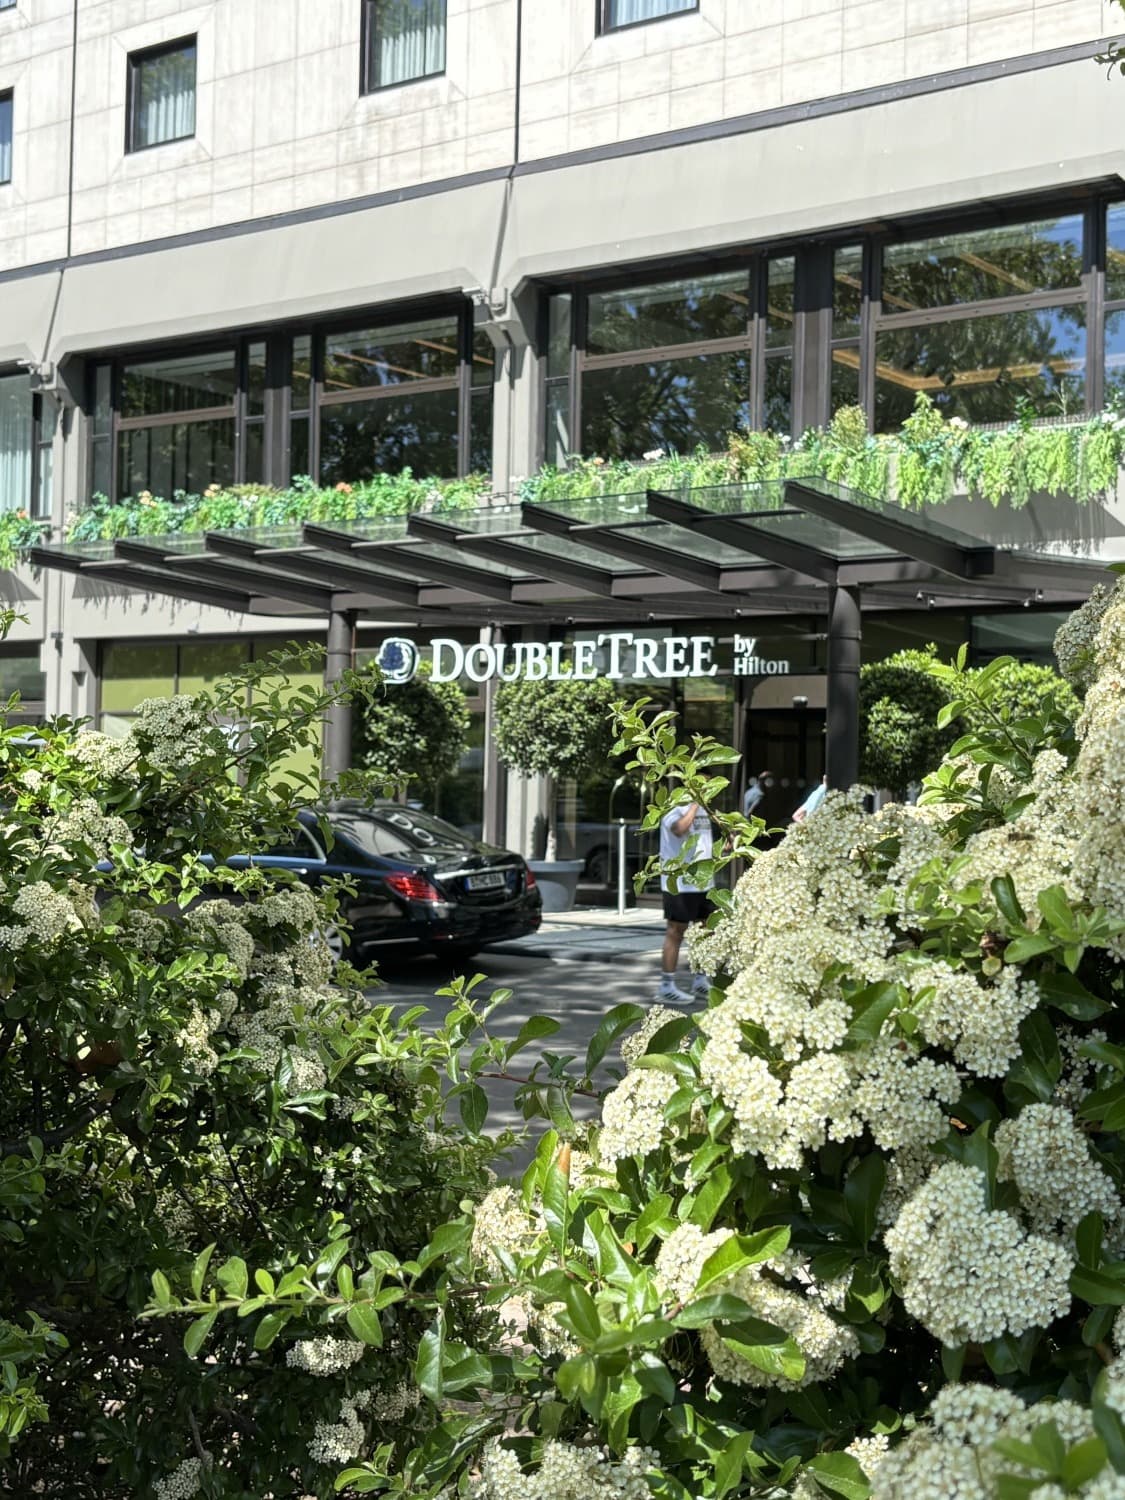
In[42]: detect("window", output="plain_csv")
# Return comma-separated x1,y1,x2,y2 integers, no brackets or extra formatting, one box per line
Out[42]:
874,214,1088,430
0,91,11,185
599,0,697,32
88,301,490,501
0,2,16,11
362,0,446,91
1105,205,1125,405
127,37,196,152
547,265,790,461
0,373,54,518
831,245,863,414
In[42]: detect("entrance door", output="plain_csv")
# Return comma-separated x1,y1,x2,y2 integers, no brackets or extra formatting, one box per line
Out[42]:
744,707,825,836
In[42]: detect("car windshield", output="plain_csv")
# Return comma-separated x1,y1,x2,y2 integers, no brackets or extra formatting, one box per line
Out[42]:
332,808,477,861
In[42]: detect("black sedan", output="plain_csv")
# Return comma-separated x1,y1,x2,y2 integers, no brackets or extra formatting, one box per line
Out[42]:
229,801,542,963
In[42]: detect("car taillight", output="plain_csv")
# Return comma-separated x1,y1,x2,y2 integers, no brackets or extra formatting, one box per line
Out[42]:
385,872,442,903
524,865,537,890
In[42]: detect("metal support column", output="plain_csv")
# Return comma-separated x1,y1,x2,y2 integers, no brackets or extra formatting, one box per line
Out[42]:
826,584,861,789
322,604,356,782
482,625,508,847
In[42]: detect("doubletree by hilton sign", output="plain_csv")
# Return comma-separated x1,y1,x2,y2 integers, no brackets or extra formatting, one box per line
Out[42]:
375,632,791,684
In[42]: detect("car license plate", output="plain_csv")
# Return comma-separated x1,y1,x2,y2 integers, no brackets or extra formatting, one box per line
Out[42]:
467,871,506,891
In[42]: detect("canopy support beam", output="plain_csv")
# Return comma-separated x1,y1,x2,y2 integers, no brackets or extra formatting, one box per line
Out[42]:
826,584,861,790
323,605,356,782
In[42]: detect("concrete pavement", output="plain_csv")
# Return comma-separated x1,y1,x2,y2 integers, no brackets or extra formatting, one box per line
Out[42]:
486,904,666,964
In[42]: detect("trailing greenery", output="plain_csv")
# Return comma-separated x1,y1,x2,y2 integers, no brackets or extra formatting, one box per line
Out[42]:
49,395,1125,561
0,512,51,571
352,662,470,796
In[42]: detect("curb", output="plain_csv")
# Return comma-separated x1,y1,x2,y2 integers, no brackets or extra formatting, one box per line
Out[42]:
484,939,661,965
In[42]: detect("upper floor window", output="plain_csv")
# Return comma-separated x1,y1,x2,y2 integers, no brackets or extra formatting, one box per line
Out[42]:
362,0,446,91
0,92,11,185
127,36,196,153
0,373,55,519
599,0,698,33
0,2,15,11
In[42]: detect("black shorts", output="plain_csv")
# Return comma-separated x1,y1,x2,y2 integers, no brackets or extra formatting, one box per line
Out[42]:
662,889,711,926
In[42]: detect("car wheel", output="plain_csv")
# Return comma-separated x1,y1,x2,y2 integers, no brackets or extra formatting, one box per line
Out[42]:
315,923,345,963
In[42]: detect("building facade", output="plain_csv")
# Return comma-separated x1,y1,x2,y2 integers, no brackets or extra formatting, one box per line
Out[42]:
0,0,1123,850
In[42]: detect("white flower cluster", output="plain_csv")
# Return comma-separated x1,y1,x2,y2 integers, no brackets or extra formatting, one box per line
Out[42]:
470,1185,539,1275
599,1068,680,1161
179,1005,221,1078
471,1440,656,1500
909,962,1040,1077
620,1004,688,1069
47,796,132,859
1071,581,1125,947
307,1394,366,1465
257,885,320,931
655,1224,858,1390
995,1102,1121,1237
132,694,211,771
869,1384,1116,1499
68,729,139,781
1056,581,1114,693
0,881,81,949
370,1380,420,1422
884,1163,1072,1345
285,1336,367,1375
185,904,255,980
153,1457,202,1500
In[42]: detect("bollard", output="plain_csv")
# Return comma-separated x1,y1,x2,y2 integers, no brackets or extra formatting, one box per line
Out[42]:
616,818,627,916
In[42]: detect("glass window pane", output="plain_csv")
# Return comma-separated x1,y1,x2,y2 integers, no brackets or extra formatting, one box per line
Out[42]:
93,363,112,436
246,341,267,416
763,355,792,432
100,643,177,713
244,420,264,484
178,640,249,696
548,294,572,379
830,348,862,413
323,315,459,392
545,381,571,467
882,215,1084,311
117,418,236,497
1105,309,1125,405
0,373,32,515
604,0,695,29
290,414,310,479
0,652,46,714
582,350,749,460
469,388,492,475
368,0,446,88
766,257,795,349
874,305,1086,430
35,396,56,519
1108,204,1125,302
120,351,237,418
0,93,11,185
319,389,459,484
291,334,312,413
131,40,196,151
834,246,863,339
92,439,111,500
586,271,750,356
471,328,494,389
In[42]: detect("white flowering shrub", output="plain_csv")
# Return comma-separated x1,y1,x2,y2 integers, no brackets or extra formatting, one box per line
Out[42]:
0,641,508,1497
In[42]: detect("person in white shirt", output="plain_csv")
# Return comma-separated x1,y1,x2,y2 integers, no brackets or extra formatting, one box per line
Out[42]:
792,775,828,824
657,800,713,1005
743,769,773,817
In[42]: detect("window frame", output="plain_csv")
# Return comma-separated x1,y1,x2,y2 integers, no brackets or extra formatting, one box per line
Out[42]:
125,34,197,155
596,0,699,35
0,89,12,186
360,0,448,94
86,298,489,501
0,369,54,519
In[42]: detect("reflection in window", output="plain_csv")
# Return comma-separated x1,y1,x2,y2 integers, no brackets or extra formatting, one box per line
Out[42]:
469,329,495,474
601,0,697,30
763,356,792,433
323,316,459,390
834,246,863,339
1108,205,1125,301
766,258,795,348
319,390,460,484
117,349,237,497
882,215,1083,311
583,352,750,459
830,351,861,415
874,305,1086,430
0,92,11,184
363,0,446,91
0,374,32,514
118,419,236,497
120,351,237,418
128,38,196,152
1106,310,1125,404
586,271,749,356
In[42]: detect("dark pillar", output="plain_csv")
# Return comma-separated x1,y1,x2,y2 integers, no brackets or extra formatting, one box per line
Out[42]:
322,603,356,782
792,246,834,434
826,585,861,789
482,625,508,847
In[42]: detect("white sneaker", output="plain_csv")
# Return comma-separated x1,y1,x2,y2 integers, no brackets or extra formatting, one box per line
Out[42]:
657,981,695,1006
692,979,711,1002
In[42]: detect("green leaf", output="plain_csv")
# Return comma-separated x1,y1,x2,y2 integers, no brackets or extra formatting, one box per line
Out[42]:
183,1311,217,1359
696,1226,790,1293
254,1268,275,1296
215,1255,248,1300
845,982,901,1043
541,1161,569,1255
458,1082,488,1136
991,874,1026,925
689,1164,732,1231
1039,971,1111,1020
844,1153,886,1248
150,1270,173,1309
584,1003,646,1077
633,1351,676,1405
506,1014,561,1061
714,1432,754,1498
346,1302,383,1347
252,1310,288,1351
804,1451,871,1499
415,1315,445,1402
1037,885,1078,937
1077,1212,1105,1269
191,1243,216,1300
562,1282,602,1345
720,1332,805,1383
1062,1436,1109,1490
632,1193,673,1251
1071,1262,1125,1307
417,1219,471,1272
1003,934,1056,963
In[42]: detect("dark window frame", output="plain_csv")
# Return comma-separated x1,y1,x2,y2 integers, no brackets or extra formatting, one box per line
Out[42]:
125,34,197,155
86,298,488,501
0,2,16,13
360,0,447,94
0,367,54,519
596,0,699,36
0,89,12,185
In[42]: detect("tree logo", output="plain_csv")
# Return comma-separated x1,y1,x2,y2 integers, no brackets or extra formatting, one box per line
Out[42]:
375,637,419,684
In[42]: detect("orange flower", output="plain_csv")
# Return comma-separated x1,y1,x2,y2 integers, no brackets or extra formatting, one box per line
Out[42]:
15,509,27,520
335,482,353,494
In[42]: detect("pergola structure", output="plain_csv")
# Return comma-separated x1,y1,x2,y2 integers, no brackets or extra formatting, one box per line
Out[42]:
35,478,1113,784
